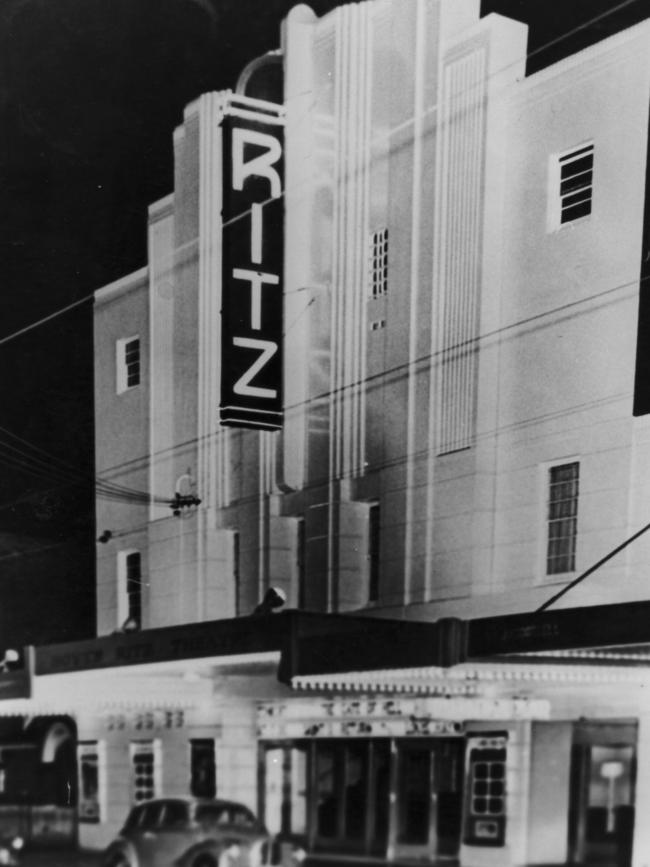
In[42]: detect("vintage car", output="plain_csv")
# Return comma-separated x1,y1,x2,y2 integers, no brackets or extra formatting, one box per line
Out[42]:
102,797,302,867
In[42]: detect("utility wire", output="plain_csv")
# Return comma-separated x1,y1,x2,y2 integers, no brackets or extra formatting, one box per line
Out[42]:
0,0,643,355
0,4,642,527
536,520,650,612
0,263,638,522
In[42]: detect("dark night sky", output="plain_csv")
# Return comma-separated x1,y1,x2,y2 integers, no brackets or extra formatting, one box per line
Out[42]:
0,0,645,641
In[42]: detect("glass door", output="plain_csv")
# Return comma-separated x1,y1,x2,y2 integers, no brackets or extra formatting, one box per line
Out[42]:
393,739,464,861
568,727,636,867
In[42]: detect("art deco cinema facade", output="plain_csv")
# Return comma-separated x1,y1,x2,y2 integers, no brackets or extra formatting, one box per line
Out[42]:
1,1,650,865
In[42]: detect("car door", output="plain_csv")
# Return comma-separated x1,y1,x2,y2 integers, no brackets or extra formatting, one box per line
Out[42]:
153,800,199,866
228,805,267,866
129,802,165,867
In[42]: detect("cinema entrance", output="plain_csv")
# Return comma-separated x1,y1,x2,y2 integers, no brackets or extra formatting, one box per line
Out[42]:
259,736,465,861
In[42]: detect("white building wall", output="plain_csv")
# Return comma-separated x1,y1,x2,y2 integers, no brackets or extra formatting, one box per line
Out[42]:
93,0,650,677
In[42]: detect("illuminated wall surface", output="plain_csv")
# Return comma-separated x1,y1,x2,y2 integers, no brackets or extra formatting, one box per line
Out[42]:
95,0,650,634
82,1,650,863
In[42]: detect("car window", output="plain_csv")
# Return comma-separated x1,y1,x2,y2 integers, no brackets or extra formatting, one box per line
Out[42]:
123,806,145,832
231,807,256,828
195,804,230,826
139,802,164,829
160,800,190,829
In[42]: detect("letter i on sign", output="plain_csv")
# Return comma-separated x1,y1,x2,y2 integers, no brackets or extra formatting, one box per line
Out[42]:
220,105,284,431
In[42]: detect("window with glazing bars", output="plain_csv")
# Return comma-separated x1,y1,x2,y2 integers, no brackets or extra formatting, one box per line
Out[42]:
124,338,140,387
559,145,593,224
117,335,141,393
369,229,388,297
126,551,142,627
546,462,579,575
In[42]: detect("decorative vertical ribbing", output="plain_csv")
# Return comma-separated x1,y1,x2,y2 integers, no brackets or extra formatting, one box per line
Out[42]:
330,4,372,480
259,430,276,496
197,93,230,513
434,45,487,455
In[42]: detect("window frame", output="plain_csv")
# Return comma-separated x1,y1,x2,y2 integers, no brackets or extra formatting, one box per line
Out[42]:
547,143,594,231
538,459,580,580
78,740,107,824
462,734,508,848
190,738,217,799
116,335,141,393
369,228,389,298
130,739,162,805
117,549,143,629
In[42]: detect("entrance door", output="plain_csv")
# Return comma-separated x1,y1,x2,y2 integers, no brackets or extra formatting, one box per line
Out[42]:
568,726,636,867
393,739,464,861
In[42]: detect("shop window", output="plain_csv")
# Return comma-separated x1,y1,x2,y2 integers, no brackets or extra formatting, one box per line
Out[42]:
116,335,141,393
345,744,368,839
262,745,309,838
263,748,284,836
289,747,308,836
546,461,579,575
130,740,161,804
78,741,105,823
261,740,390,853
190,739,216,799
463,735,507,847
315,744,340,838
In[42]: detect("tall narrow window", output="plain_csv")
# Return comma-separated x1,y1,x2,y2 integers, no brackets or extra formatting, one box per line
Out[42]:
463,735,507,847
130,740,161,804
368,504,380,602
546,462,579,575
369,229,388,297
232,531,240,617
117,335,141,393
78,741,105,823
556,144,594,226
126,552,142,628
190,739,216,798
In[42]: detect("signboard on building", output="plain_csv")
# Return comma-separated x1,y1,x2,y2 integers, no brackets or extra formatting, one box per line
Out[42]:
220,104,284,431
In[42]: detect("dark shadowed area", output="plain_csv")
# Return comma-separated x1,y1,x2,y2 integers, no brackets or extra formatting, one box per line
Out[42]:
0,0,644,645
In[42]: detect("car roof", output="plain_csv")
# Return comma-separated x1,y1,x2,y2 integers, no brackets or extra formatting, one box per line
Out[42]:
132,797,255,809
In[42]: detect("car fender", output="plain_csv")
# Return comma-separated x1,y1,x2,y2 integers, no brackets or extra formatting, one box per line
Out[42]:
175,838,224,867
102,839,139,867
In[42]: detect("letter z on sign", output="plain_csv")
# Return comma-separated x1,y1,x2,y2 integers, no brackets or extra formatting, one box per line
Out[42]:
220,113,284,431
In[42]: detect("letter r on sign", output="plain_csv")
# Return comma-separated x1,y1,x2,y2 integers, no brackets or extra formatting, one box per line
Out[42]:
232,129,282,199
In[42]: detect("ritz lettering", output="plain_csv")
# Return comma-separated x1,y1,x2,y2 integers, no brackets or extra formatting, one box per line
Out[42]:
220,113,284,431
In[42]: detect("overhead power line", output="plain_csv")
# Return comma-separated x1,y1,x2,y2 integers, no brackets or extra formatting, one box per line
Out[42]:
0,0,644,354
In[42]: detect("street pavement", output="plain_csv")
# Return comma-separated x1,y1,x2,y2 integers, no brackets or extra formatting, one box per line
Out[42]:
20,848,102,867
